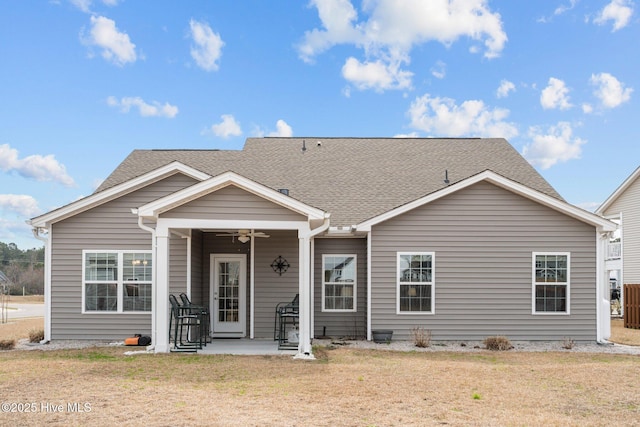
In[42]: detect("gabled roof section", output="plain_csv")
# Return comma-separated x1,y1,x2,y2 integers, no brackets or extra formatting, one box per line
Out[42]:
596,165,640,215
29,162,210,228
94,138,562,227
136,171,328,221
357,171,616,232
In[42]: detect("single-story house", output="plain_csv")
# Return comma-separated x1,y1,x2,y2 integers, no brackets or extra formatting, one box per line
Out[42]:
597,165,640,306
28,138,616,356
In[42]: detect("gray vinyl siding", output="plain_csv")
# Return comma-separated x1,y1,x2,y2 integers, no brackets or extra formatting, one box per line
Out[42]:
199,231,298,339
49,173,198,340
313,238,367,339
603,176,640,284
252,231,299,338
370,181,597,341
163,185,306,222
190,230,203,306
169,233,187,295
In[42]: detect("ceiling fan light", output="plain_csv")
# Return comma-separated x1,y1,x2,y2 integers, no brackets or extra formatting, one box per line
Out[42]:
238,235,250,244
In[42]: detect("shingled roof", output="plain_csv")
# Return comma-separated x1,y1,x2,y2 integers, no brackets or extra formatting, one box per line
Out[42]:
97,137,562,227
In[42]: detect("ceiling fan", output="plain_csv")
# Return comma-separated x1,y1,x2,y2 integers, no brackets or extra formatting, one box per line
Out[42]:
216,229,270,243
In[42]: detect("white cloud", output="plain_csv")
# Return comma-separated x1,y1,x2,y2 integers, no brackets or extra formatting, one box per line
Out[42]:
342,56,413,91
209,114,242,138
554,0,578,15
268,120,294,137
107,96,179,118
189,19,224,72
594,0,634,31
82,15,137,66
540,77,572,110
582,103,594,114
590,72,633,108
408,94,518,138
0,144,75,187
0,194,40,217
393,132,420,138
299,0,506,91
431,60,446,79
69,0,120,12
522,122,586,169
496,79,515,98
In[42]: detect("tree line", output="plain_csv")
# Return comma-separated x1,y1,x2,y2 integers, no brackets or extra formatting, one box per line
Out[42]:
0,242,44,295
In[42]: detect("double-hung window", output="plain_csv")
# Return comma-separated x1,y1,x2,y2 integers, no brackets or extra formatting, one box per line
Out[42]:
398,252,434,314
533,252,569,314
322,255,356,312
83,250,152,313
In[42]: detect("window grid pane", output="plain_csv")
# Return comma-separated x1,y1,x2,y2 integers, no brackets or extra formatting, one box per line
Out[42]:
534,254,568,313
323,256,355,311
85,283,118,311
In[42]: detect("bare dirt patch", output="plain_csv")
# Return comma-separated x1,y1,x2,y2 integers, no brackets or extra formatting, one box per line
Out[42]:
0,346,639,426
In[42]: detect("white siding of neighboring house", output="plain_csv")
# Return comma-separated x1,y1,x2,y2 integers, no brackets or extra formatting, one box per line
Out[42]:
602,175,640,284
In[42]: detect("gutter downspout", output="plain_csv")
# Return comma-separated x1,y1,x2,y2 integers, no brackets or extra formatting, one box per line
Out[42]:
294,214,330,360
132,209,157,350
31,226,51,343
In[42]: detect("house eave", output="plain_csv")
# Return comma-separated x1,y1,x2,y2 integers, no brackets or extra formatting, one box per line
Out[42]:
596,165,640,215
356,170,617,233
29,162,211,228
136,171,328,222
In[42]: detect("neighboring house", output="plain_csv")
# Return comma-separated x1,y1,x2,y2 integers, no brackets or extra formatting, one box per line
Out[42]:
28,138,616,356
597,165,640,305
0,270,9,292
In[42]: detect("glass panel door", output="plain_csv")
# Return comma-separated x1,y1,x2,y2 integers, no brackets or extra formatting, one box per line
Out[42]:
211,255,246,336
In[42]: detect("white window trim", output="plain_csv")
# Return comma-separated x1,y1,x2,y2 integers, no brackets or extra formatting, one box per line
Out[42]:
531,252,570,315
397,252,435,315
321,254,357,312
82,250,153,314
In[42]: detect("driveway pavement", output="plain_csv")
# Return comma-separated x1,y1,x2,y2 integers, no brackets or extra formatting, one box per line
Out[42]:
4,303,44,319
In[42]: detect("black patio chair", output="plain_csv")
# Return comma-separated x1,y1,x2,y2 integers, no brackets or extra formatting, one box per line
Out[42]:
169,294,203,352
179,292,211,343
274,294,299,349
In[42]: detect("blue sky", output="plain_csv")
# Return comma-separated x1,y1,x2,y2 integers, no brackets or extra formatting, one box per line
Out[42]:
0,0,638,249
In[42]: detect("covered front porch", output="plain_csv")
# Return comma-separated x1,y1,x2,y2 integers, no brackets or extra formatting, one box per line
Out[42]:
134,172,330,357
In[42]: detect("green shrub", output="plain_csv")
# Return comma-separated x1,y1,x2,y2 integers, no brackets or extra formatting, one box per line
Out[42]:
483,336,513,351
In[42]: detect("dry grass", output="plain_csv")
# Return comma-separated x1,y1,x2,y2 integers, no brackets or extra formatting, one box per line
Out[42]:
0,312,639,426
0,346,639,426
610,318,640,346
0,318,43,341
4,295,44,304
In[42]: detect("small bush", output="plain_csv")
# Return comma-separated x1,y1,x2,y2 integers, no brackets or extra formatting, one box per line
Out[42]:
0,339,16,350
412,327,432,348
29,328,45,343
483,336,513,351
562,337,575,350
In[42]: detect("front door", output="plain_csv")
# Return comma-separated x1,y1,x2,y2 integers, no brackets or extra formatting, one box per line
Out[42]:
210,254,246,337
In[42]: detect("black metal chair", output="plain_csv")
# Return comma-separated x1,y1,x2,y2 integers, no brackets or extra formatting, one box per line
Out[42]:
274,294,299,349
179,292,211,343
169,294,203,352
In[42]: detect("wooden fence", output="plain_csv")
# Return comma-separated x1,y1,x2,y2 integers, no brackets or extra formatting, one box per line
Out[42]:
624,284,640,329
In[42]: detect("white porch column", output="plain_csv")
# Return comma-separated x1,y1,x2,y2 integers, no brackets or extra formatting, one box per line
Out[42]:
296,235,313,358
154,225,170,353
